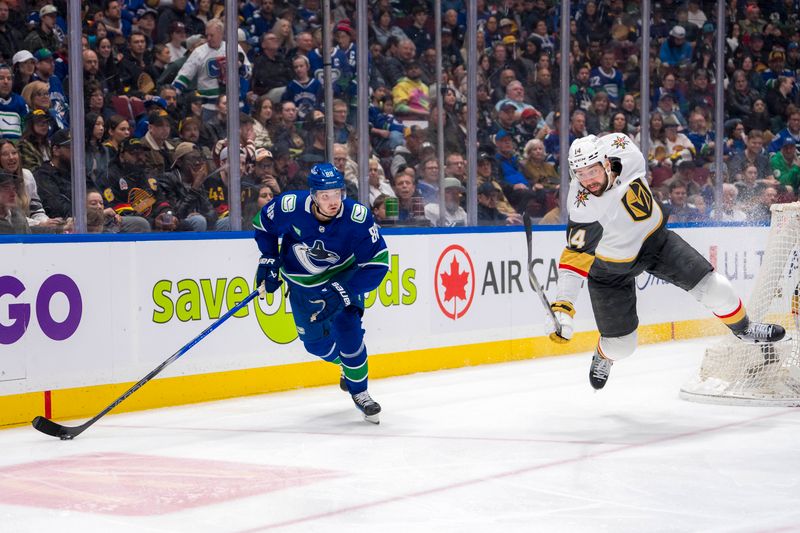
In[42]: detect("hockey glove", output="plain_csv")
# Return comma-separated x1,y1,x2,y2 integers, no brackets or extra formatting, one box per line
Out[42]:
256,255,282,295
547,300,575,343
309,280,353,323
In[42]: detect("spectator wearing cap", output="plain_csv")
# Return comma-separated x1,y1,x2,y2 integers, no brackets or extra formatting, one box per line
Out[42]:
477,181,511,226
157,141,222,232
141,109,175,174
589,50,625,106
406,5,433,55
333,19,357,81
493,128,528,191
762,50,796,89
0,1,22,65
739,3,766,37
33,130,75,219
250,32,293,100
769,137,800,194
98,137,161,233
685,68,714,113
424,177,467,227
165,21,187,65
654,92,687,130
662,114,695,166
19,107,53,170
768,110,800,154
392,61,430,118
32,48,66,120
0,171,30,234
476,150,518,219
440,27,464,72
22,4,60,54
134,7,158,48
745,32,769,71
786,42,800,72
11,50,36,94
250,147,280,194
659,26,693,70
156,0,199,45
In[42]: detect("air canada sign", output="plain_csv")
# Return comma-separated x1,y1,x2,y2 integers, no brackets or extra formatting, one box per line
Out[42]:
434,245,475,320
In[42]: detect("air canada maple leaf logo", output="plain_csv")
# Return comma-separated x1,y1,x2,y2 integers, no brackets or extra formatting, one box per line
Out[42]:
434,244,475,320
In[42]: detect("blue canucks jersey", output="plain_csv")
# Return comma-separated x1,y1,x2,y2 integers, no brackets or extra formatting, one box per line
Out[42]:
253,191,389,296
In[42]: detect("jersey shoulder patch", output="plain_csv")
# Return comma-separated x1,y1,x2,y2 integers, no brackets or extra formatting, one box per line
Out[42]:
350,203,368,223
621,177,654,221
281,194,297,213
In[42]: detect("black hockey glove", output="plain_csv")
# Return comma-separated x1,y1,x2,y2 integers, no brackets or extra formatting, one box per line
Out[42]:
256,255,282,295
309,280,353,323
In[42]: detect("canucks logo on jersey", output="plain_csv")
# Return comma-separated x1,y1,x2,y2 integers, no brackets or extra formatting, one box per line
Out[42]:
293,240,341,274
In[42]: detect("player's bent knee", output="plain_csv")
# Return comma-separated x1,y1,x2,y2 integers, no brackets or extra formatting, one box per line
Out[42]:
598,331,637,361
304,337,338,362
689,271,739,313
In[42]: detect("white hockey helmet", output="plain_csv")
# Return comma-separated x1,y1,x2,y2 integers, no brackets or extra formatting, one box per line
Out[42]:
568,135,604,180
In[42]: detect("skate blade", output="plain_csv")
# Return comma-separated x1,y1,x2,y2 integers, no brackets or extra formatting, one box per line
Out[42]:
363,413,380,424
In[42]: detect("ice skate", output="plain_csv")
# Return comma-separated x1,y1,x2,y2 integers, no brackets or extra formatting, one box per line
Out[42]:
352,391,381,424
339,367,348,392
589,351,613,390
733,322,786,344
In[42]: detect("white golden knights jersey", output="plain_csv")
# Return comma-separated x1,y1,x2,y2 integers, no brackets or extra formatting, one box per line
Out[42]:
560,133,665,278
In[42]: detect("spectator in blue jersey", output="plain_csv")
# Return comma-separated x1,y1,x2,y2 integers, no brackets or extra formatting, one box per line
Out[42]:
246,0,278,47
31,48,67,125
281,55,321,122
589,50,624,106
659,25,693,71
0,64,28,139
368,90,405,154
768,110,800,154
253,163,388,423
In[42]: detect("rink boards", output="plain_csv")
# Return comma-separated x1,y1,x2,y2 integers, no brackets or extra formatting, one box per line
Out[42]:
0,224,768,427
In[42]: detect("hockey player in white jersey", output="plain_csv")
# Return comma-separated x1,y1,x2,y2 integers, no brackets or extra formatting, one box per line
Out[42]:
546,133,785,389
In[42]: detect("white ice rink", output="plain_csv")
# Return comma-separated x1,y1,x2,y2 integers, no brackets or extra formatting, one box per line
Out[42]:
1,337,799,533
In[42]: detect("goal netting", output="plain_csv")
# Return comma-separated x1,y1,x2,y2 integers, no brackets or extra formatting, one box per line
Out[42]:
680,202,800,407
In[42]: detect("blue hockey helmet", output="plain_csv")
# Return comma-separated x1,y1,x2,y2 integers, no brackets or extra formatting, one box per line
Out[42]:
307,163,345,193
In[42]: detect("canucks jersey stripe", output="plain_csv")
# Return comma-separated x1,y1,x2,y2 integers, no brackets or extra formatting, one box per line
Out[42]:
359,249,389,268
282,255,356,287
253,211,266,231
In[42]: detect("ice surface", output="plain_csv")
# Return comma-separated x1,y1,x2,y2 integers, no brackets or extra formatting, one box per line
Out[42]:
1,338,799,532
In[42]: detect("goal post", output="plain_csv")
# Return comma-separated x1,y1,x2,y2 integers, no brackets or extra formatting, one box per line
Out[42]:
680,202,800,407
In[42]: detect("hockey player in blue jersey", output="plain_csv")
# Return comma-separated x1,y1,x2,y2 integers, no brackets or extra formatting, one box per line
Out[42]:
253,163,389,423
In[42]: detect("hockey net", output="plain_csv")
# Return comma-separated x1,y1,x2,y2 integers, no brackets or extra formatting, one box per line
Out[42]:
680,202,800,407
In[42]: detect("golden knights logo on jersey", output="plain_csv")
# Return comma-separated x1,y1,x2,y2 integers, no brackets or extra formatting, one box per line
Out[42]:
293,240,341,274
621,177,653,221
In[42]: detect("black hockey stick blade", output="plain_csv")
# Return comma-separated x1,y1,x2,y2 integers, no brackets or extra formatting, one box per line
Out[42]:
32,416,86,440
31,287,262,440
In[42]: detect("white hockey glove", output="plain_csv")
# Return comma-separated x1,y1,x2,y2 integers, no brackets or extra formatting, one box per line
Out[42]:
547,300,575,343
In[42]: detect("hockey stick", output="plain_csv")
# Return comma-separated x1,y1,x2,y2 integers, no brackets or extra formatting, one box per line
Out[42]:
32,286,263,440
523,213,561,336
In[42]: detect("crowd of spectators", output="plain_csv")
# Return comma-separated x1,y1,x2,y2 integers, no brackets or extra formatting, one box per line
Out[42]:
0,0,798,235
